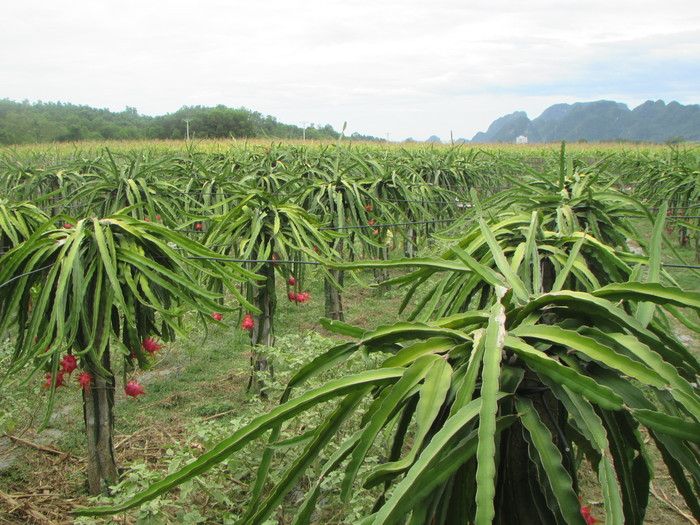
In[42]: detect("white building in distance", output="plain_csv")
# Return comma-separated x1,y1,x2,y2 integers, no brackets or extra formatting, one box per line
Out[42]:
516,135,528,144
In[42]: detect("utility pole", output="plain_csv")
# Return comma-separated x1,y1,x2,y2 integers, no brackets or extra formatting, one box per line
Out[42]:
183,119,191,141
301,121,308,141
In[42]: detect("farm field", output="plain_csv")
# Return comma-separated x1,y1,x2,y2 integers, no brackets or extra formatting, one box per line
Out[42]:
1,140,699,524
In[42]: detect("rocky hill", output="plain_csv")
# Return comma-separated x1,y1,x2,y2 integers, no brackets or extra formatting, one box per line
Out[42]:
470,100,700,143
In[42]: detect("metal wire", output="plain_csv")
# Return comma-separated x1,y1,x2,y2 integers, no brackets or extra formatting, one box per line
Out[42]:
0,264,56,290
168,191,241,196
649,206,700,210
3,255,700,290
38,204,87,209
182,257,321,265
404,183,513,190
644,197,700,203
383,198,473,205
619,215,700,219
319,218,458,231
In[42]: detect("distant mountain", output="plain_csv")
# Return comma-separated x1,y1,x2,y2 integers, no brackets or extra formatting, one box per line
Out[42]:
471,111,530,143
470,100,700,143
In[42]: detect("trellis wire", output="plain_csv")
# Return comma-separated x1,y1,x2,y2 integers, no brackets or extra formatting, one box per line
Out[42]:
170,218,462,234
403,183,513,190
183,257,320,265
620,215,700,219
4,257,700,291
649,206,700,210
383,198,473,205
0,264,56,290
643,197,700,203
320,218,458,231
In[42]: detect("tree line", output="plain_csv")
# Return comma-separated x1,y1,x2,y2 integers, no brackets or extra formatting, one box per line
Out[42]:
0,99,379,145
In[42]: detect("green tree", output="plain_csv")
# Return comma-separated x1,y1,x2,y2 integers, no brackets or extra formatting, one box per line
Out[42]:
204,190,337,394
0,215,257,494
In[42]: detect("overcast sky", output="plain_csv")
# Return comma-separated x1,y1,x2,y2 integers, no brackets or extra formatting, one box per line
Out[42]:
2,0,698,141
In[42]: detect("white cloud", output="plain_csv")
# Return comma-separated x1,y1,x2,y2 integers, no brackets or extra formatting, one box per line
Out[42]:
1,0,698,140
